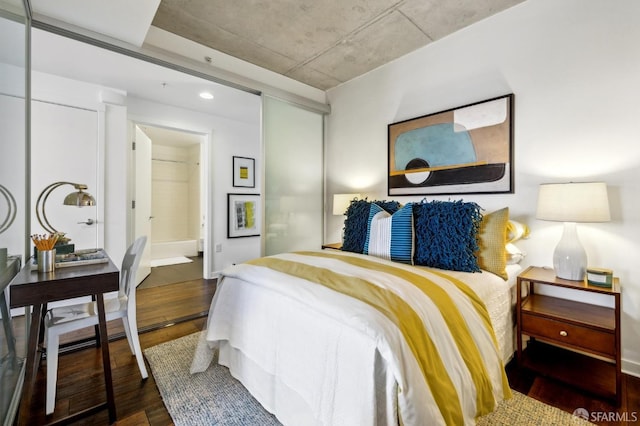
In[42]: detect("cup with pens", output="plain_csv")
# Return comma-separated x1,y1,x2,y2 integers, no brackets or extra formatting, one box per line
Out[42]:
32,233,58,273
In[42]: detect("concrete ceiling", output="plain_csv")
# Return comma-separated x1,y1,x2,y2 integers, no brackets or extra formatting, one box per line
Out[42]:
24,0,525,113
152,0,526,90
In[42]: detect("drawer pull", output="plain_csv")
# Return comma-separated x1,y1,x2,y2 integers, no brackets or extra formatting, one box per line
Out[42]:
559,330,568,337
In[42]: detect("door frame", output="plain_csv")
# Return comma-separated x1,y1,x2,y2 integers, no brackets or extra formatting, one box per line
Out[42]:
128,119,211,281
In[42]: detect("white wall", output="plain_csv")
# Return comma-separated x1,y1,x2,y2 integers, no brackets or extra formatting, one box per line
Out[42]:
0,64,27,260
27,68,261,279
188,144,201,242
150,144,199,243
127,95,262,276
325,0,640,375
103,102,128,266
29,71,128,266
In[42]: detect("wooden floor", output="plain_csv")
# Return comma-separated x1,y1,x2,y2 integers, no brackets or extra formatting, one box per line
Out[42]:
12,278,216,425
506,358,640,425
12,278,640,425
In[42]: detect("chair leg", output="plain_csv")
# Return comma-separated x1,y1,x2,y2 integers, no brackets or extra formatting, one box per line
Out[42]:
121,317,134,354
46,331,60,415
124,314,148,379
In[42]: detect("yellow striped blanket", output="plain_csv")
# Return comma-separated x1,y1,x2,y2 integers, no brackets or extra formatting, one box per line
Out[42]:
193,250,511,425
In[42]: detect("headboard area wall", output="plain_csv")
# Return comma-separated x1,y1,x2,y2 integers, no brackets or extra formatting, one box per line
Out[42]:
324,0,640,376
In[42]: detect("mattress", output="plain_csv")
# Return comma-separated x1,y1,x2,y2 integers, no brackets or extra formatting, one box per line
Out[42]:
191,250,520,425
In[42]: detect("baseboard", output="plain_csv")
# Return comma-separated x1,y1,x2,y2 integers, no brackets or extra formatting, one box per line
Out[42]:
622,358,640,378
208,270,223,279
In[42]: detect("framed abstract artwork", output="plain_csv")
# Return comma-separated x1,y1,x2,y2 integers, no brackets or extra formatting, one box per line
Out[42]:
388,94,514,196
228,193,260,238
232,156,255,188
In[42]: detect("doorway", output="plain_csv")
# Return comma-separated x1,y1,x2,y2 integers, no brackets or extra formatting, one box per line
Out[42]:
132,123,206,289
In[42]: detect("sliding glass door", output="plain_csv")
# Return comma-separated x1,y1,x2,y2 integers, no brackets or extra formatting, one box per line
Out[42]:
0,1,29,423
0,0,28,262
262,96,324,255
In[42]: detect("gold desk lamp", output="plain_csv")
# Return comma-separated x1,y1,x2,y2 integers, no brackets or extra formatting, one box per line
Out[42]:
35,182,95,250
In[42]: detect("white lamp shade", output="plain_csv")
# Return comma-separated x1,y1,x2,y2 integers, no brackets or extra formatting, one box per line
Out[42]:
332,193,361,215
536,182,610,223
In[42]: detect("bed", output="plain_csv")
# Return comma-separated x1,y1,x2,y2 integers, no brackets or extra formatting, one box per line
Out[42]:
190,200,527,425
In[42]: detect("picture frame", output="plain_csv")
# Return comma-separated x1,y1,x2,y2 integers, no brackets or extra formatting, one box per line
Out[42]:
232,156,255,188
388,94,514,196
227,193,261,238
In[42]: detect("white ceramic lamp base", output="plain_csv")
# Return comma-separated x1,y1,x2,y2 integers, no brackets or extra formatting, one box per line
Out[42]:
553,222,587,281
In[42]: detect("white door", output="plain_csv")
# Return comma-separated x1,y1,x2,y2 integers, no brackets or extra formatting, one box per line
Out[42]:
31,100,103,251
134,125,152,285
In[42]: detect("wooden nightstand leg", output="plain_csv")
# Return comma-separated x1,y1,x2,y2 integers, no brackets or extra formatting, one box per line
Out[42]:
615,292,622,406
516,277,523,365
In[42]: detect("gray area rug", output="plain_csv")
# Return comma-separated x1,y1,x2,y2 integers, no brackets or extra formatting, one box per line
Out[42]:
145,332,280,425
145,332,594,426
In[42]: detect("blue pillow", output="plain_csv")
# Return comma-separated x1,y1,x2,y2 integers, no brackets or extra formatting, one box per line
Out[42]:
364,203,414,264
342,199,400,253
412,200,482,272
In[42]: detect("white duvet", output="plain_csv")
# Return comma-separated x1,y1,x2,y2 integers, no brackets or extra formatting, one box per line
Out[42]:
191,250,519,426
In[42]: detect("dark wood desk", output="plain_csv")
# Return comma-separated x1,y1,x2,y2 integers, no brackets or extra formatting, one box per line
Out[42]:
9,257,119,425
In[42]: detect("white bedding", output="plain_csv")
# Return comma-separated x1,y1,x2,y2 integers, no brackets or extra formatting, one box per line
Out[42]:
191,251,520,426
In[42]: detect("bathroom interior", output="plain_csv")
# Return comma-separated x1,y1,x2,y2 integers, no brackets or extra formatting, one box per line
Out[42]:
140,125,204,267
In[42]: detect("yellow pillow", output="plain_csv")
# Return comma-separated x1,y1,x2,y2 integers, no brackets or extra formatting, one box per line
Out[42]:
477,207,509,280
507,219,530,243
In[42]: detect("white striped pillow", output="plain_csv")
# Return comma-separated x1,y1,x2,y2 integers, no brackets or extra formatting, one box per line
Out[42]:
364,203,414,264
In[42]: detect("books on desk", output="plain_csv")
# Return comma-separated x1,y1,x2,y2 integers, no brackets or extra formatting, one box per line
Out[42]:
30,248,108,270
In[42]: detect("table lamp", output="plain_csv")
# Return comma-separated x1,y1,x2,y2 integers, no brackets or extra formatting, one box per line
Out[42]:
333,193,361,242
35,181,95,248
332,193,361,216
536,182,610,281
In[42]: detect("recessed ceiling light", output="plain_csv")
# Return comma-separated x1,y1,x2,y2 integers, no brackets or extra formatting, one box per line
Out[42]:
199,91,214,100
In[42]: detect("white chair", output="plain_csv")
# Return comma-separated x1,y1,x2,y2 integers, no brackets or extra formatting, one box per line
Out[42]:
44,236,148,415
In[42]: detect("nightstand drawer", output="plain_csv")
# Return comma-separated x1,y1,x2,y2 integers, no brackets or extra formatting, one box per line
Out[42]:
521,312,615,357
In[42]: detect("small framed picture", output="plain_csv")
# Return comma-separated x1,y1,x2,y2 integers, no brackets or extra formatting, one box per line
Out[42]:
232,156,255,188
228,193,260,238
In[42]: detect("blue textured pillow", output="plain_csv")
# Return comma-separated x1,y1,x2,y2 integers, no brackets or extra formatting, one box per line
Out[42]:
364,203,414,264
412,200,482,272
342,199,400,253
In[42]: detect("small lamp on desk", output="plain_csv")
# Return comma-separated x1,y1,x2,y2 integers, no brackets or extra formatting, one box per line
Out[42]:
35,181,96,249
536,182,610,281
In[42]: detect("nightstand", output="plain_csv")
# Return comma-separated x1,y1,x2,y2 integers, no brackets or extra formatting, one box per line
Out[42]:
321,242,342,250
516,266,621,406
